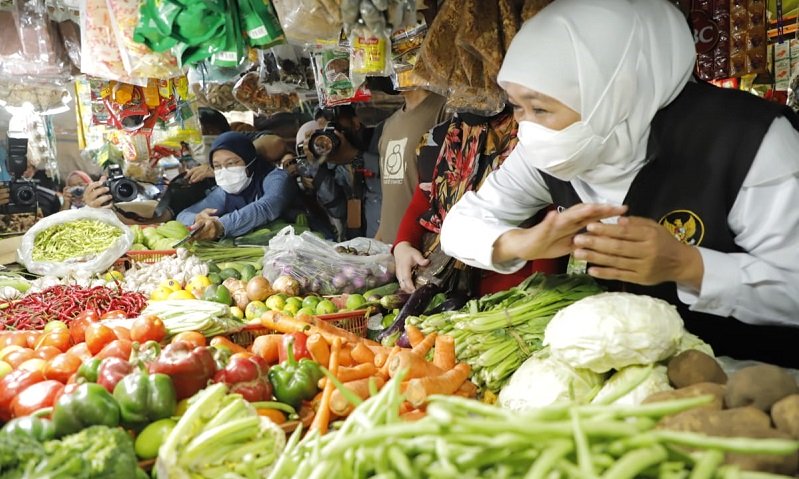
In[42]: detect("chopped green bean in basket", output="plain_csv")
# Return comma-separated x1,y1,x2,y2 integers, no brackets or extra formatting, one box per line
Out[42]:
32,220,123,262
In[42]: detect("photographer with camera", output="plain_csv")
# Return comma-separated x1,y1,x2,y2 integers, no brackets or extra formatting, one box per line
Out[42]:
61,170,92,210
84,163,174,225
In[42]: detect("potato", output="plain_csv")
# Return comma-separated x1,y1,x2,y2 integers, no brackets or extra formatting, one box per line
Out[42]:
658,406,771,436
772,394,799,439
724,365,798,411
725,428,799,476
667,350,727,388
644,382,726,411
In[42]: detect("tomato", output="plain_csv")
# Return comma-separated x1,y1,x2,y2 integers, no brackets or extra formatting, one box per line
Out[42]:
11,380,64,417
44,353,82,384
130,315,167,343
94,339,133,361
34,346,61,361
112,326,131,341
0,345,25,361
69,309,100,344
53,382,80,405
134,418,177,460
100,310,127,320
0,332,27,348
66,342,91,361
24,332,40,349
44,321,68,333
4,348,36,369
0,361,11,378
172,331,205,348
0,369,44,421
17,358,46,373
35,330,72,353
85,323,116,356
278,332,311,363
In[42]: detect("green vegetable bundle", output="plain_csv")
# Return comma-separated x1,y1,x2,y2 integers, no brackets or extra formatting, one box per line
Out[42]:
189,241,266,263
156,383,286,478
270,376,799,479
32,219,122,262
142,300,244,337
409,273,604,393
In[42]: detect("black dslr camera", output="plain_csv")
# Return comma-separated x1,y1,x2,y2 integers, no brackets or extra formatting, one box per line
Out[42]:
105,164,139,203
308,124,341,159
2,137,38,215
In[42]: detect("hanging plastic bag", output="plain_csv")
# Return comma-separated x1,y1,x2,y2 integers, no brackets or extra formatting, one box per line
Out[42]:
271,0,341,45
238,0,284,48
263,226,395,295
349,25,392,80
18,208,134,278
106,0,182,79
80,0,146,84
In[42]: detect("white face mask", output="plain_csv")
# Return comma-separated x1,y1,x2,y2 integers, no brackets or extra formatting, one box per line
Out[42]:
215,165,252,194
517,120,605,181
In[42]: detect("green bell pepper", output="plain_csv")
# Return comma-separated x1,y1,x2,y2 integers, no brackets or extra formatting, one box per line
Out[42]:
2,415,55,442
267,337,324,409
113,369,177,426
77,358,102,383
52,383,120,437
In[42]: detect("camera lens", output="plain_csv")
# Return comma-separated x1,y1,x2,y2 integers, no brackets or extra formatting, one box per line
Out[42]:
72,187,84,197
311,135,335,157
15,185,35,206
113,180,138,202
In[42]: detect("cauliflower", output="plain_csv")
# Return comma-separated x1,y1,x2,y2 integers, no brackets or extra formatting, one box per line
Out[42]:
544,293,685,373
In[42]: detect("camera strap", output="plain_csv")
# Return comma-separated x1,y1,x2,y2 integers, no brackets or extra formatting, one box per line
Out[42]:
113,205,154,223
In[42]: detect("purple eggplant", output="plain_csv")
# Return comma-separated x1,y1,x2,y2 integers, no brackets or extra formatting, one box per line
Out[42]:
427,291,470,315
376,283,440,342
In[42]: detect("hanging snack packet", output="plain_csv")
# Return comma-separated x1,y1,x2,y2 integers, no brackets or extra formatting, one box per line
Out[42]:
240,0,284,48
211,0,245,67
350,25,392,77
80,0,144,84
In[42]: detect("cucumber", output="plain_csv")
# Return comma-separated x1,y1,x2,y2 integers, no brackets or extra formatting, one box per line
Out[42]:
363,282,400,300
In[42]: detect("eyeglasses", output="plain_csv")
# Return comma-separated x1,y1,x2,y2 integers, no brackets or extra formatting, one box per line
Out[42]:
212,158,246,170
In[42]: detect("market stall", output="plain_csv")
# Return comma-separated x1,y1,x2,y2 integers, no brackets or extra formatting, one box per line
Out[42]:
2,0,799,478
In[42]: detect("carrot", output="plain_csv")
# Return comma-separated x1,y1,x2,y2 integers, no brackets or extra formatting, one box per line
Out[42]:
337,362,377,383
374,350,389,369
306,333,330,366
455,380,478,398
405,363,471,407
351,342,375,364
388,350,444,379
398,400,414,415
379,346,403,377
311,337,341,434
400,410,427,422
329,376,386,416
261,311,313,335
210,336,248,355
433,335,456,370
338,345,355,367
257,408,286,425
308,316,363,345
411,332,437,357
404,324,425,347
251,334,282,364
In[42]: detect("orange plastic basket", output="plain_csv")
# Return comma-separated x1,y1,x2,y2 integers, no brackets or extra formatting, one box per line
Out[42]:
114,250,177,272
227,309,370,348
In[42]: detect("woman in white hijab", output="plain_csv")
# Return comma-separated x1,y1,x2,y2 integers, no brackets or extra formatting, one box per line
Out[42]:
440,0,799,366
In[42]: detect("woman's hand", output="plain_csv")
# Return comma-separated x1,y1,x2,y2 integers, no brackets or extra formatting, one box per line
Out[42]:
186,164,214,184
393,241,430,293
192,208,224,241
572,216,704,290
84,176,113,209
493,203,628,264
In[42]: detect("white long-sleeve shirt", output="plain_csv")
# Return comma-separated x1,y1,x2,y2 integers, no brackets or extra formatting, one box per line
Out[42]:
440,117,799,327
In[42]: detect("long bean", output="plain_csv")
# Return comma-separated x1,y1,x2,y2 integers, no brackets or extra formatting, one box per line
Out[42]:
32,219,122,262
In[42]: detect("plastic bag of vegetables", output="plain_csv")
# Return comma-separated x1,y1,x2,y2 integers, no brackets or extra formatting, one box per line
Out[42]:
18,208,133,277
263,226,395,295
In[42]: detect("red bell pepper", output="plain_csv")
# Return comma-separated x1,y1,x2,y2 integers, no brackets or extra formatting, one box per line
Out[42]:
213,354,272,402
0,369,45,421
278,333,311,363
11,380,64,418
97,357,133,393
149,341,216,400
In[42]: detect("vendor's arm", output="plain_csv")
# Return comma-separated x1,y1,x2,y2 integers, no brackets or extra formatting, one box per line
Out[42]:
176,187,227,227
393,185,434,292
216,170,297,238
678,117,799,327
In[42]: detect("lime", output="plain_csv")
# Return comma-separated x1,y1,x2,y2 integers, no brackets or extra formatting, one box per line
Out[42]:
206,262,221,274
302,296,322,309
345,293,367,311
283,302,301,316
208,273,222,285
316,299,337,315
219,268,241,281
203,285,232,305
150,287,173,302
168,290,195,300
245,301,268,320
104,270,124,282
285,297,303,310
134,418,177,460
296,307,315,319
240,264,257,282
0,360,11,378
230,306,245,320
265,295,287,311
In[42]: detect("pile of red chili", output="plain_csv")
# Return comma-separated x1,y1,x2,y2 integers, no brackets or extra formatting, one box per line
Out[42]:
0,285,147,331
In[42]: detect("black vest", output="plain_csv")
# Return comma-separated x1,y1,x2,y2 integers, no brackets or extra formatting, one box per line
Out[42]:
542,81,799,368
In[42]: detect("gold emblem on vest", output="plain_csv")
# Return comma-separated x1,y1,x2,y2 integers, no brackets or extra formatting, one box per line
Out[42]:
659,210,704,246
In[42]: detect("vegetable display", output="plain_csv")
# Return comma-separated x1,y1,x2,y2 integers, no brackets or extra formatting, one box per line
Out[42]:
270,376,799,479
408,274,604,393
0,285,147,331
32,219,123,262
